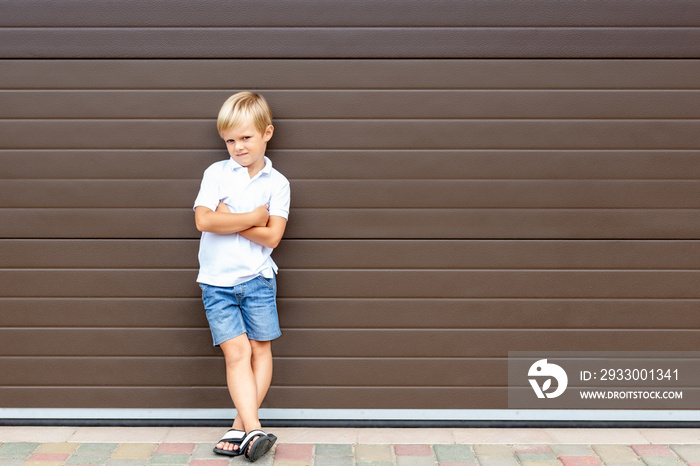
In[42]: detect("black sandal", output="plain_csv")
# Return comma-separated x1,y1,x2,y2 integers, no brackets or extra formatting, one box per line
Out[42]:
240,429,276,462
213,428,246,456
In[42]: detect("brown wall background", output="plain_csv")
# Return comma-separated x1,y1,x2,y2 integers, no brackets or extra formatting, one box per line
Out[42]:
1,1,699,412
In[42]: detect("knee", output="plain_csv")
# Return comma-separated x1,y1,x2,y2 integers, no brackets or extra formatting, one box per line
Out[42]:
250,340,272,359
221,337,252,366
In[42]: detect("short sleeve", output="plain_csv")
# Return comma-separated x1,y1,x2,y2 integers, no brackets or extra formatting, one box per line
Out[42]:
268,175,290,220
193,165,221,212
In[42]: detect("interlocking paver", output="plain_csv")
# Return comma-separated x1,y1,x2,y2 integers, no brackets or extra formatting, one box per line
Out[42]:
190,444,220,460
111,443,157,460
473,445,514,456
603,462,645,466
437,462,478,466
148,453,191,464
520,461,563,466
434,444,476,463
550,446,597,457
355,444,393,462
0,442,39,459
35,443,80,454
314,456,354,466
517,453,560,463
269,461,310,466
22,462,64,466
0,459,24,466
154,443,196,455
671,445,700,463
105,460,150,466
632,446,677,458
476,455,521,466
272,444,313,462
559,456,603,466
315,444,353,457
74,443,118,455
593,445,642,463
188,461,229,466
394,444,432,456
395,456,438,466
639,457,686,466
27,452,72,462
65,454,113,465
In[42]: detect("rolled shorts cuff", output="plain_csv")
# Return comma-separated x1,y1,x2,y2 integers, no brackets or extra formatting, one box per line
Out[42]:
247,330,283,342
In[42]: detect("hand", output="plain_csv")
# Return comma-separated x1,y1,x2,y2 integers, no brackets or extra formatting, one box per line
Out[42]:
251,204,270,227
216,202,230,213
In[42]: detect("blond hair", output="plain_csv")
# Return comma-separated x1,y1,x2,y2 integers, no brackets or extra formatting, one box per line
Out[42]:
217,92,273,136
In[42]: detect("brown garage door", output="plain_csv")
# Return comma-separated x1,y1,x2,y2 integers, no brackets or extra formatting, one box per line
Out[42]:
0,1,699,415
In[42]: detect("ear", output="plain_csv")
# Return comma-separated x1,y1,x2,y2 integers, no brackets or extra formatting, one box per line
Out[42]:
263,125,274,142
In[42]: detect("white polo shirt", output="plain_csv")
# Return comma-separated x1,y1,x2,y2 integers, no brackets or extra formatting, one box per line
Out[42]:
193,156,290,287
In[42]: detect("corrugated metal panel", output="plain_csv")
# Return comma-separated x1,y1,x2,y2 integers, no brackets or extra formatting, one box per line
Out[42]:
1,0,699,58
1,1,699,412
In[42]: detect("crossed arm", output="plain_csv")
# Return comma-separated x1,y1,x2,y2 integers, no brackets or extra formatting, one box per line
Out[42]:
194,203,287,249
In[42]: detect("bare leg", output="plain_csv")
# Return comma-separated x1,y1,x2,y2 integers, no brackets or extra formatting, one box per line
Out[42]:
226,339,274,454
250,339,274,403
216,334,262,453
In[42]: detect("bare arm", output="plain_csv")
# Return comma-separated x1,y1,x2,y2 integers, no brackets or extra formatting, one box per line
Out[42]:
239,216,288,249
214,202,287,248
194,204,269,234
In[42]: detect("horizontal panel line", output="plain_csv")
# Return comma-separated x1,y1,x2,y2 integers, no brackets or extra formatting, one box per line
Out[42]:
279,268,700,272
0,356,495,360
0,88,700,94
3,356,697,361
2,385,697,390
4,26,699,30
309,207,687,212
3,328,696,332
0,327,693,332
3,297,699,301
4,178,700,182
2,239,699,242
2,268,699,272
0,386,228,389
3,148,699,152
1,178,203,181
3,118,700,122
6,148,700,152
5,89,700,92
4,207,700,211
0,268,198,271
0,386,483,390
0,358,700,362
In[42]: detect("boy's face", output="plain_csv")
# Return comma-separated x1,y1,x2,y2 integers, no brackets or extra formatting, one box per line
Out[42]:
221,122,274,176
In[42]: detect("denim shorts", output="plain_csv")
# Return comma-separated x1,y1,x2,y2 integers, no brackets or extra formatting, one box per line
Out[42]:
199,275,282,345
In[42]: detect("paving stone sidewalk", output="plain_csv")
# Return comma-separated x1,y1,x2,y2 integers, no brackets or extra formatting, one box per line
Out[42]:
2,441,700,466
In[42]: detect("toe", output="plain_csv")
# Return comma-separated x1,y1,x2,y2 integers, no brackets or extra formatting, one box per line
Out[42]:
247,436,260,455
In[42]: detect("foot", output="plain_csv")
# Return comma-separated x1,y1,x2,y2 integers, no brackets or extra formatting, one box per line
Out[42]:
213,428,245,456
241,430,275,462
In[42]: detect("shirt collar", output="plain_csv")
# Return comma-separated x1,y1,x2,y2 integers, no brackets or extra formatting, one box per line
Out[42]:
228,156,273,176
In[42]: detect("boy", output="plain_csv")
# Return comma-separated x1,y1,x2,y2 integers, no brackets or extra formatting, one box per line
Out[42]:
193,92,289,462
